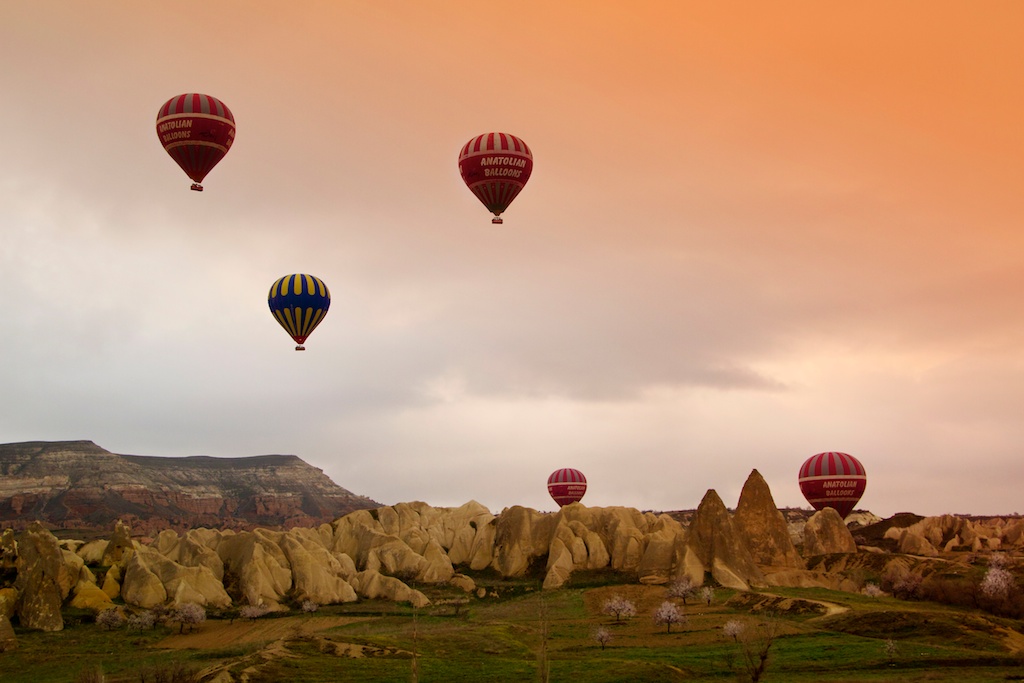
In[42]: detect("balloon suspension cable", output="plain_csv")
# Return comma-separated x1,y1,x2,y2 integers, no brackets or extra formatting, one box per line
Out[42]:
190,183,204,192
295,345,306,351
491,216,503,224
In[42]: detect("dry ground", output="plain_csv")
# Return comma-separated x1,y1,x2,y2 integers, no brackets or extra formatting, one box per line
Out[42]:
154,615,372,650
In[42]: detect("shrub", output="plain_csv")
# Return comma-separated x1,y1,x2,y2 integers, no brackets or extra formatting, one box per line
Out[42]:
75,666,105,683
240,604,270,621
172,603,206,633
96,608,125,631
127,610,156,631
137,661,200,683
861,582,884,598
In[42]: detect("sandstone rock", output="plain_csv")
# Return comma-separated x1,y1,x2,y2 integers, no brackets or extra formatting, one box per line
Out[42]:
542,538,575,589
449,573,475,593
687,490,765,589
734,469,805,569
120,550,168,609
636,516,686,585
101,564,122,599
76,540,109,566
0,587,17,621
101,520,134,567
13,523,67,631
217,530,293,609
418,539,455,583
0,614,15,652
897,529,938,556
447,502,497,567
350,570,429,608
1,528,17,569
492,506,555,577
69,564,114,612
279,531,356,605
802,508,857,556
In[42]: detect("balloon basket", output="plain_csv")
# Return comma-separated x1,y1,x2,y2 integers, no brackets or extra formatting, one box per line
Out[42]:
295,345,306,351
190,183,204,192
491,217,503,224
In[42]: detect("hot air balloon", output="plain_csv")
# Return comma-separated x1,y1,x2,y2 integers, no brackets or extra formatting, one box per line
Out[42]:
156,93,235,191
547,468,587,507
458,132,533,224
798,451,867,519
268,274,331,351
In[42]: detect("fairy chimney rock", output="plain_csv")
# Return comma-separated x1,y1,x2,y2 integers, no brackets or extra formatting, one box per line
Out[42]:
686,489,765,589
733,469,806,569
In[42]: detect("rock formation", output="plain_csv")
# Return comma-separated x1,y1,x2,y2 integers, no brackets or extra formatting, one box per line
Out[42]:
734,469,805,570
803,508,858,555
4,465,1022,632
13,523,67,631
686,490,765,590
0,440,379,533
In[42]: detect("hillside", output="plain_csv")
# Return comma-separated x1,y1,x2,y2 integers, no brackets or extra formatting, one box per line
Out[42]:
0,440,379,533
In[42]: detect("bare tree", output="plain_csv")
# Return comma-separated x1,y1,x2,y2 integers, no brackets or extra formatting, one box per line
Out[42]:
733,618,779,683
653,601,687,633
537,595,550,683
884,638,899,664
593,626,613,650
601,595,637,623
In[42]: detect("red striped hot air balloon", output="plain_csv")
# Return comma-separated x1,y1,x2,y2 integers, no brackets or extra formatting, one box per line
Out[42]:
458,132,533,224
797,451,867,519
547,468,587,507
156,93,236,191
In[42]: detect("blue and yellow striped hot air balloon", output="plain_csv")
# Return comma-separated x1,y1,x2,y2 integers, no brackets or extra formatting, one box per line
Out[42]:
268,274,330,351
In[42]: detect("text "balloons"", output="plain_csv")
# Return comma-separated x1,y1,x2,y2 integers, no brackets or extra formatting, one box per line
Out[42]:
156,93,235,191
547,468,587,507
459,132,533,224
798,451,866,519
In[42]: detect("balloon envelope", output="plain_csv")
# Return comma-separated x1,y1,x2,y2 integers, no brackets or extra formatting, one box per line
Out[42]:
156,93,235,191
268,274,331,350
547,468,587,507
458,132,533,224
798,451,866,519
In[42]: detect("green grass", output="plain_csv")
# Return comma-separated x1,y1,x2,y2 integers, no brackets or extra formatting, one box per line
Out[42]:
4,581,1023,682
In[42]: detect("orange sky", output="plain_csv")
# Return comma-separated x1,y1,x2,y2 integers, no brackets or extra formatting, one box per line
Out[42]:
1,2,1022,516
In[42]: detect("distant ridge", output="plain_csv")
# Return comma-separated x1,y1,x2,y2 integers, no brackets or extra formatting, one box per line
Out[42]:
0,440,380,533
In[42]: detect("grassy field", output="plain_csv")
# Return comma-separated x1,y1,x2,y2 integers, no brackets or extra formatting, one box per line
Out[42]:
4,574,1023,682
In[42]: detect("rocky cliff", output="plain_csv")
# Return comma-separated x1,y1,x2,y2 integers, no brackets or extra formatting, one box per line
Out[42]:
0,441,379,533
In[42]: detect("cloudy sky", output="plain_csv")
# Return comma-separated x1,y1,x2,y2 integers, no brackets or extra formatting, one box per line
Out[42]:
3,2,1023,517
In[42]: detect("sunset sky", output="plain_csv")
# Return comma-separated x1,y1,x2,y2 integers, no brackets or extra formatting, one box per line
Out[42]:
2,2,1023,517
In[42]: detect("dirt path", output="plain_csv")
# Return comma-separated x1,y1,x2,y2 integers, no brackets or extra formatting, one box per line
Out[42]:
155,615,372,650
998,626,1024,653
